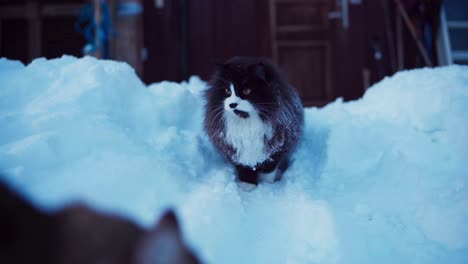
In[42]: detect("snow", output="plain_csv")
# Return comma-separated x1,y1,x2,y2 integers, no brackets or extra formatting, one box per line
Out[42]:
1,56,468,263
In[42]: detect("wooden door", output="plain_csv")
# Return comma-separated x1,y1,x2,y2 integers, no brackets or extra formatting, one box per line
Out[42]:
143,0,384,106
269,0,360,106
143,0,270,84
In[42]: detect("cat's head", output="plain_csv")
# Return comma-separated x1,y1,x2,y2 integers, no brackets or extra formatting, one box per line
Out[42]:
206,57,280,120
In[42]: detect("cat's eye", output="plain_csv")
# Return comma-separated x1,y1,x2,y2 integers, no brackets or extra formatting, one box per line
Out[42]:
225,88,232,95
243,89,251,95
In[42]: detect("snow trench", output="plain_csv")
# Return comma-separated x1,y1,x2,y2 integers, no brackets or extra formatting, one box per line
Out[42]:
1,56,467,263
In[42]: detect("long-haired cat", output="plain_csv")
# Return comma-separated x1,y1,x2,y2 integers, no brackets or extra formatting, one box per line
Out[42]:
204,57,304,190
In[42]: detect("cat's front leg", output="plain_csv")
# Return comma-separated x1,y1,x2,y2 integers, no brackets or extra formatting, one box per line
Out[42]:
257,157,280,183
235,165,259,191
258,152,290,183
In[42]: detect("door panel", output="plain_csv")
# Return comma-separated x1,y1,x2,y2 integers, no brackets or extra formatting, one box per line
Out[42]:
277,42,330,103
144,0,265,83
143,0,183,83
275,1,328,31
0,19,29,63
270,0,333,106
188,0,265,79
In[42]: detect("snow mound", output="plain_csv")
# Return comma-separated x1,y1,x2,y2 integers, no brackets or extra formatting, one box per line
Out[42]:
1,56,467,263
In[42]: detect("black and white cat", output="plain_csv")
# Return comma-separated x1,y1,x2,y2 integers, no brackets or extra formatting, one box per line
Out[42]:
204,57,304,189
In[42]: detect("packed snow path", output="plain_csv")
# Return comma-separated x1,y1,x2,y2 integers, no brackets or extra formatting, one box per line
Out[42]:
1,56,467,263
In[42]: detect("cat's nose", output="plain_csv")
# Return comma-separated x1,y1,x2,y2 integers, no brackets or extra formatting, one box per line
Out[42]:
229,103,238,109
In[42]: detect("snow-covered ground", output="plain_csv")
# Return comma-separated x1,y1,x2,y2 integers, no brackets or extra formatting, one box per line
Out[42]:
1,56,467,263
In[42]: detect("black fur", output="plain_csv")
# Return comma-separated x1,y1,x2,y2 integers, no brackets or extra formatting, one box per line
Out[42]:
204,57,304,185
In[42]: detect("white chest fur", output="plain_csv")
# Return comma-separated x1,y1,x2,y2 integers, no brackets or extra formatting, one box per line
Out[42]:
223,111,272,167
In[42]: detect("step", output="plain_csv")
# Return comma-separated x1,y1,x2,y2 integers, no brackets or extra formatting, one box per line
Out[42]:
445,0,468,21
447,21,468,28
452,50,468,60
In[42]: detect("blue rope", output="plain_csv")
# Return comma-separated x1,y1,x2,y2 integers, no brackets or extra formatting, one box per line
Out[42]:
75,0,114,58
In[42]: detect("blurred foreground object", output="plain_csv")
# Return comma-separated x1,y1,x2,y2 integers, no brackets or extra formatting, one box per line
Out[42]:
0,180,200,264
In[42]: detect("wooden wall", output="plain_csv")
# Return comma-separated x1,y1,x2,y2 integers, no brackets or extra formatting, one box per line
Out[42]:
143,0,271,84
0,0,86,64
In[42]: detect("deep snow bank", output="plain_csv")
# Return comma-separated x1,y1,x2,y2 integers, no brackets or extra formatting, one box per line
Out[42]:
0,56,467,263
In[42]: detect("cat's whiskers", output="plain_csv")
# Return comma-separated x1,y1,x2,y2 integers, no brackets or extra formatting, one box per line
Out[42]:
212,109,225,129
206,104,224,114
207,105,226,131
207,112,223,130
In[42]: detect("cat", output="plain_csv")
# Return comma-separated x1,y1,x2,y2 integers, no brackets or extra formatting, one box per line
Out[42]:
204,57,304,190
0,179,200,264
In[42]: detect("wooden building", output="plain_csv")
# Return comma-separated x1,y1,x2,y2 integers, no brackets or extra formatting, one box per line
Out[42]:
0,0,443,106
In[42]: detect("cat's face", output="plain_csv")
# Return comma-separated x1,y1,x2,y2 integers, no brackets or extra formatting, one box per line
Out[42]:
223,82,255,119
207,58,279,121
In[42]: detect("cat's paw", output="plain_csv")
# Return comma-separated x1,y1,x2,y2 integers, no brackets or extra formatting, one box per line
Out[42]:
259,169,278,183
237,181,257,192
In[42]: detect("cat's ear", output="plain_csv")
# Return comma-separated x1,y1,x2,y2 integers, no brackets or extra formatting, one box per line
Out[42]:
136,210,199,264
252,62,267,82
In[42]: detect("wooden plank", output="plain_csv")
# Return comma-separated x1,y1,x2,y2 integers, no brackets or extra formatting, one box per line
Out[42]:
255,0,272,57
213,1,258,60
187,0,215,76
274,0,327,3
27,1,41,60
271,0,334,106
276,40,327,47
113,0,144,76
277,25,323,32
269,0,278,62
275,1,328,30
0,4,85,18
92,0,101,58
396,11,404,70
0,6,27,19
107,0,117,58
41,4,85,17
452,50,468,60
447,21,468,28
395,0,432,67
276,41,330,103
0,20,2,54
